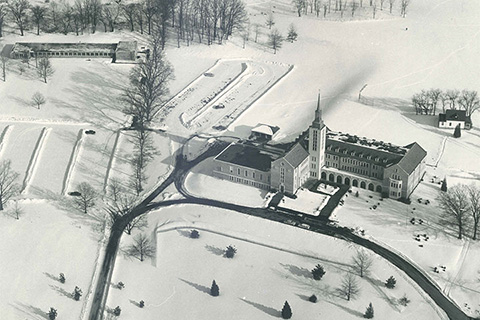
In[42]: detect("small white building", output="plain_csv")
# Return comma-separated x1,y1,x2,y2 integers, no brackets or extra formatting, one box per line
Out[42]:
438,110,472,130
250,124,280,141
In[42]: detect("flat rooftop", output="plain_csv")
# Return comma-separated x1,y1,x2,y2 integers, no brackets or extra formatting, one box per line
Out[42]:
215,142,284,172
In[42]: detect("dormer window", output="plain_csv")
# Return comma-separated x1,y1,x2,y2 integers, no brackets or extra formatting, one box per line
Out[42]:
374,156,379,162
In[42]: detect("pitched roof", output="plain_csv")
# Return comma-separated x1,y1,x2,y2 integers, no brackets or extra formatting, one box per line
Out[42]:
214,142,282,172
440,110,468,122
282,143,309,167
397,142,427,174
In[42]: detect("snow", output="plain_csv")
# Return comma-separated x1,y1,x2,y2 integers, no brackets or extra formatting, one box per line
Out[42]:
184,157,269,207
279,188,330,216
107,204,447,320
0,200,103,320
317,182,339,195
333,177,480,317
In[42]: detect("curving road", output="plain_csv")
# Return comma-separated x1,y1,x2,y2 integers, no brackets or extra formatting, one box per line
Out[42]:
88,142,473,320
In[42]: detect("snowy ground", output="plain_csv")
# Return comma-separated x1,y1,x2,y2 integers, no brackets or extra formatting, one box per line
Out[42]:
0,200,104,320
107,204,447,320
279,188,330,216
184,157,270,207
333,169,480,318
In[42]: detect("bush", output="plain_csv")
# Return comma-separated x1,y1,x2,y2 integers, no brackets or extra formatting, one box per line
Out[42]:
311,264,326,280
48,307,57,320
113,306,121,316
73,286,82,301
117,281,125,290
398,294,410,306
225,245,237,258
309,294,317,303
59,273,65,284
454,124,461,138
364,302,374,318
210,280,219,296
281,301,292,319
385,276,396,289
139,300,145,308
355,191,359,197
441,178,447,192
190,230,200,239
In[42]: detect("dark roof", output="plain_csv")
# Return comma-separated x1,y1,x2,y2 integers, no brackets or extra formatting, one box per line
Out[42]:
282,143,309,167
12,42,116,53
214,142,281,172
439,110,470,122
397,143,427,174
1,44,13,57
325,137,404,167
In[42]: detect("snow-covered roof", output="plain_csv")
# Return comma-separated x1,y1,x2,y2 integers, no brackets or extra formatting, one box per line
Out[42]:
252,124,280,137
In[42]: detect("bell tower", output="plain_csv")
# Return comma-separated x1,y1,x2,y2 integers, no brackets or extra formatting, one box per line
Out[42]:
308,90,326,179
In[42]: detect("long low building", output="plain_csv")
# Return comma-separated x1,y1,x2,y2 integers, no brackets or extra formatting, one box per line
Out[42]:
4,41,140,63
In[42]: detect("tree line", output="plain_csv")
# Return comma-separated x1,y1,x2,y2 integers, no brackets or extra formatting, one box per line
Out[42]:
290,0,411,19
0,0,248,48
412,89,479,117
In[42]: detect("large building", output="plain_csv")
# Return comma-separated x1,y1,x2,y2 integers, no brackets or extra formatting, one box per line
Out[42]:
213,94,427,199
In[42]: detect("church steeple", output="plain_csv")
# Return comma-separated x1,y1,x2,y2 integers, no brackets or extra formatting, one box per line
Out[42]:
312,90,324,129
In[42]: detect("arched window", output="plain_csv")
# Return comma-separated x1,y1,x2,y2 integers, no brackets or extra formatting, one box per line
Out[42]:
360,181,366,189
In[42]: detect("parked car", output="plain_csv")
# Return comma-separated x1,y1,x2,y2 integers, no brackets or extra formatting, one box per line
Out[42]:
212,125,227,131
213,103,225,109
298,223,310,230
85,130,96,135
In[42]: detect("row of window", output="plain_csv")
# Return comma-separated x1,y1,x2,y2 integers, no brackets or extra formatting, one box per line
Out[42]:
341,165,369,176
391,173,401,180
390,181,402,188
390,191,401,197
312,130,318,151
224,166,265,181
20,51,113,58
228,176,269,189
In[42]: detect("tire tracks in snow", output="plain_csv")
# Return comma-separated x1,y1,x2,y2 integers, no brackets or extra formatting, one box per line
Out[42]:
21,127,51,194
62,129,85,195
444,239,471,297
0,125,13,159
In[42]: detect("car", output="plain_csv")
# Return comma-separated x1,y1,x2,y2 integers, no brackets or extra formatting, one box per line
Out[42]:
68,191,81,197
212,125,227,131
85,130,96,135
213,103,225,109
298,223,310,230
284,219,297,226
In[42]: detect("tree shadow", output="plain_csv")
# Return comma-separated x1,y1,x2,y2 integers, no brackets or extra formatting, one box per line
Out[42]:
43,272,61,283
178,278,211,295
326,300,364,317
10,302,49,319
240,298,281,318
279,263,312,278
49,284,74,299
129,299,141,307
295,293,312,302
205,244,225,256
365,276,386,288
177,229,192,238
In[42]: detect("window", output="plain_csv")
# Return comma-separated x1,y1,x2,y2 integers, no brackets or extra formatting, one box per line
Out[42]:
312,156,317,162
253,172,256,179
260,174,263,180
280,168,285,183
245,170,248,177
237,168,241,175
312,130,318,151
230,166,233,173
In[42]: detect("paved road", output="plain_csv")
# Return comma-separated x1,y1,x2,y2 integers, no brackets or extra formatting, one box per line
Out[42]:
88,142,473,320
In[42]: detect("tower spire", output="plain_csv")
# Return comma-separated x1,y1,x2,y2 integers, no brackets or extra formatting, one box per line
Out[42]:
315,90,322,122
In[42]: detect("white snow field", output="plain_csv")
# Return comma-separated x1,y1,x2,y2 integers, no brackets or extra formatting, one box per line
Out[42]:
107,204,447,320
279,188,330,216
334,175,480,318
0,200,104,320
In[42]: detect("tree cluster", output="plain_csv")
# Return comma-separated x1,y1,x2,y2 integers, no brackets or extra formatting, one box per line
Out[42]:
290,0,410,19
412,89,480,118
438,184,480,240
1,0,248,47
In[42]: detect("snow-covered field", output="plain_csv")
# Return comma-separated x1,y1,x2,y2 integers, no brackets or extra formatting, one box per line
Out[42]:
0,200,104,320
184,157,270,207
107,204,447,320
279,188,330,216
333,173,480,318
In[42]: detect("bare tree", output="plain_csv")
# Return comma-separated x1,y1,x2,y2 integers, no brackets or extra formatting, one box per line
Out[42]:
268,28,283,54
438,184,471,239
31,92,46,109
466,185,480,240
400,0,410,17
0,0,8,37
352,249,373,277
380,0,385,10
106,188,147,235
1,55,7,81
127,233,155,261
351,0,358,16
59,2,73,35
37,56,54,83
12,200,23,219
265,13,275,29
372,0,377,18
444,89,460,110
458,90,480,117
292,0,305,16
427,88,442,115
338,272,360,301
31,5,47,35
0,160,20,211
130,130,156,195
74,182,97,214
388,0,395,13
122,2,137,31
253,23,261,42
122,36,174,128
7,0,29,36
